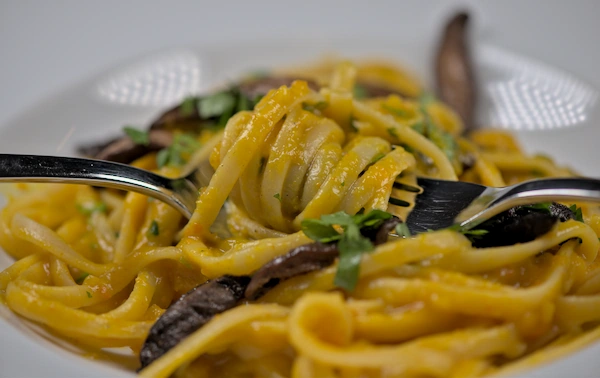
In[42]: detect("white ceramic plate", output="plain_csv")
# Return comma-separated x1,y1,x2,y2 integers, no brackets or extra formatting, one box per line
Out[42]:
0,37,599,377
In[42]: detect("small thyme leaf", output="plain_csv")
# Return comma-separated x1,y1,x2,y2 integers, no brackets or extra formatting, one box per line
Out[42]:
370,153,386,164
302,101,329,113
382,104,408,117
198,91,237,119
522,202,552,213
86,291,92,298
149,220,160,236
123,126,150,146
387,127,398,138
395,223,411,238
301,210,393,291
76,202,107,216
156,133,201,168
179,96,197,117
353,84,368,99
569,205,584,223
75,273,89,285
273,193,282,202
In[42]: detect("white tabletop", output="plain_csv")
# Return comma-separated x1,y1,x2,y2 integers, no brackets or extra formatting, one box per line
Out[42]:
1,0,599,127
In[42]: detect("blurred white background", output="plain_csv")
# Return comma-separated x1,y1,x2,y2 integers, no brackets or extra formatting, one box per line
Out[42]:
1,0,599,126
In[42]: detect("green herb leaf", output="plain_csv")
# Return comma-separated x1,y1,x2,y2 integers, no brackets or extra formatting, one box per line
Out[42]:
300,219,341,243
569,205,584,223
75,272,89,285
149,220,160,236
382,104,408,117
370,153,386,164
237,93,251,112
273,193,282,202
353,84,368,99
86,291,92,298
395,223,411,238
410,122,426,135
301,210,393,291
77,202,107,216
155,133,201,168
198,91,237,119
156,148,170,168
387,127,398,138
349,114,358,132
353,209,393,228
302,101,329,113
419,92,436,106
123,126,150,146
334,231,373,291
179,96,197,117
461,229,489,237
523,202,552,213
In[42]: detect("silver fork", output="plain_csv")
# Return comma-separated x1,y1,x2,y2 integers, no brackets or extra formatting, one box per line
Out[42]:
405,177,600,233
1,154,599,233
0,154,205,219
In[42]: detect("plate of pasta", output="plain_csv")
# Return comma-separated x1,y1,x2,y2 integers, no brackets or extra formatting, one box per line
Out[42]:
2,11,600,378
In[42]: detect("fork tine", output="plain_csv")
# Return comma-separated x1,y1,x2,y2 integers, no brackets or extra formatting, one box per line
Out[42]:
405,178,486,234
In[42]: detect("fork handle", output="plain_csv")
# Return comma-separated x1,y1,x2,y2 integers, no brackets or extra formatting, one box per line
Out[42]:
0,154,192,217
458,177,600,228
497,177,600,205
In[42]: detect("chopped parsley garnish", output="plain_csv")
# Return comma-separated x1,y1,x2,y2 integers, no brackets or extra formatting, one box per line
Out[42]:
198,91,237,119
341,181,345,187
460,229,489,239
237,94,251,112
353,84,368,99
569,205,584,223
447,224,489,242
415,93,461,173
395,223,411,238
273,193,282,202
149,220,160,236
419,92,436,106
156,133,201,168
301,210,393,291
370,153,386,164
410,122,426,134
123,126,150,146
179,96,197,117
76,202,107,216
349,114,359,132
523,202,552,213
86,291,92,298
382,104,408,117
302,101,329,114
75,272,89,285
387,127,398,138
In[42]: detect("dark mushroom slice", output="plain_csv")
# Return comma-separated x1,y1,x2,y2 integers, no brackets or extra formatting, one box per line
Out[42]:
245,242,338,300
354,81,413,99
245,216,402,299
77,129,173,164
435,12,477,132
139,275,250,369
470,203,574,248
360,216,403,246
